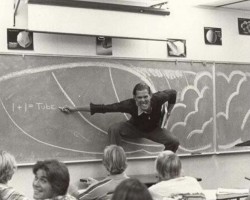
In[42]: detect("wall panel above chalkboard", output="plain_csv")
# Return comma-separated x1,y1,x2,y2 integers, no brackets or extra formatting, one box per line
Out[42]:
2,54,249,164
28,3,167,40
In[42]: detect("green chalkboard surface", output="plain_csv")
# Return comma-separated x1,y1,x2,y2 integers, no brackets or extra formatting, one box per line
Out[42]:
0,54,216,163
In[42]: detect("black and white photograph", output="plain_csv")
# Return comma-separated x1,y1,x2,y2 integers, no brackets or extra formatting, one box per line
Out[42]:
238,18,250,35
167,39,186,57
96,36,112,55
7,29,34,50
204,27,222,45
1,0,250,199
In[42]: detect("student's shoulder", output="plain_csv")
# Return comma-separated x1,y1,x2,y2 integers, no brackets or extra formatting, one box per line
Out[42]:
148,181,165,191
182,176,203,189
0,184,28,200
184,176,200,182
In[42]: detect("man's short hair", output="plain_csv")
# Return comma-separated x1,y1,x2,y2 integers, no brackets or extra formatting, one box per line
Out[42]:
0,150,17,184
103,145,127,175
132,83,152,96
33,159,70,196
155,150,181,180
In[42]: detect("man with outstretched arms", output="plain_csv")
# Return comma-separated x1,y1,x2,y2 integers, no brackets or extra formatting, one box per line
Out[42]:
60,82,179,152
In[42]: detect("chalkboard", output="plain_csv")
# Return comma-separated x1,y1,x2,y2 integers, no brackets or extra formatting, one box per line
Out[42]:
216,63,250,152
0,54,216,164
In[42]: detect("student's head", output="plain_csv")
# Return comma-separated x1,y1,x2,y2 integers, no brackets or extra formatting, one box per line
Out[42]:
111,178,153,200
102,145,127,175
155,150,181,180
0,150,17,184
32,159,70,199
133,83,152,112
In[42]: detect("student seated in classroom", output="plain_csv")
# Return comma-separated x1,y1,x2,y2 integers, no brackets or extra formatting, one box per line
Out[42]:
149,151,205,200
32,159,76,200
0,150,29,200
77,145,129,200
111,178,153,200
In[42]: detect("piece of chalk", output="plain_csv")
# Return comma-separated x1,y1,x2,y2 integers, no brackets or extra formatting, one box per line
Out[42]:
58,107,65,111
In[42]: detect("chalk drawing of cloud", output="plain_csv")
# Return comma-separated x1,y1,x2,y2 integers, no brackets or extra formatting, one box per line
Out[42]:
171,103,186,111
179,143,212,152
194,71,213,88
216,74,247,120
170,86,209,132
240,72,250,130
217,70,246,83
187,117,213,139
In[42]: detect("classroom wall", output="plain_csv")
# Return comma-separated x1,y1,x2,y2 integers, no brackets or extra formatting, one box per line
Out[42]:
1,0,250,199
2,1,250,62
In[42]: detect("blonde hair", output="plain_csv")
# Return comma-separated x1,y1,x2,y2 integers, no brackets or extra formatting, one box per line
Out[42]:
156,150,181,180
103,145,127,175
0,150,17,184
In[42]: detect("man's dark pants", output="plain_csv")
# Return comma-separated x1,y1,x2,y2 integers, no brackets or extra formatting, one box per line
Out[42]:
108,121,179,152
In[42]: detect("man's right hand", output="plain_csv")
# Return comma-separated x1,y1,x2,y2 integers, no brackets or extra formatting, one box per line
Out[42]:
59,106,73,114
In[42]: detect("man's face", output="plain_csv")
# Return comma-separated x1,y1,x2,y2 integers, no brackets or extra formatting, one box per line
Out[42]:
134,89,152,112
33,169,56,199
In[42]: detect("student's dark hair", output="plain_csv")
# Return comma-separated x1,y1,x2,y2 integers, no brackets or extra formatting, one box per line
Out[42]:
111,178,153,200
33,159,70,196
132,83,152,96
